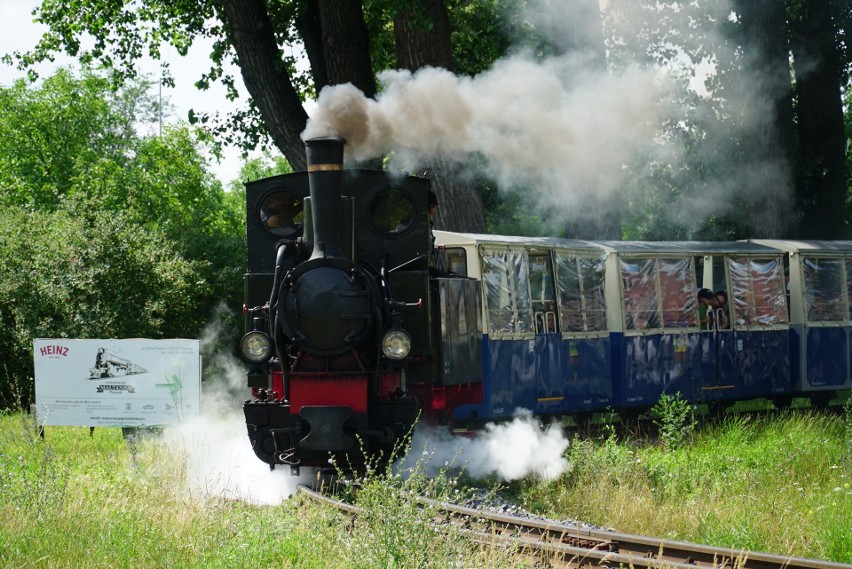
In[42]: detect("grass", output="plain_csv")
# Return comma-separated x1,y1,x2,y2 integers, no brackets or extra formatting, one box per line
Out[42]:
502,408,851,563
0,405,849,567
0,411,518,568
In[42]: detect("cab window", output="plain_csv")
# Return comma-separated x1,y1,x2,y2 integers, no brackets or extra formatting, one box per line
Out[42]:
369,187,415,235
436,248,467,276
259,191,303,238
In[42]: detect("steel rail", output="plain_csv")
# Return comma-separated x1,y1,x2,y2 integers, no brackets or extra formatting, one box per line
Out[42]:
297,485,851,569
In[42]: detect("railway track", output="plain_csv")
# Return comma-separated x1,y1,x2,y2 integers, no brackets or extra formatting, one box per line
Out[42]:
298,485,851,569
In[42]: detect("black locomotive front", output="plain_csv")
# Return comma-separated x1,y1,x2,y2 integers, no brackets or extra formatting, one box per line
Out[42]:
242,137,434,472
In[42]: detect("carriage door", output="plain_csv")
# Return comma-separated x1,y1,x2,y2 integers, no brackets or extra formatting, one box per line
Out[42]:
528,250,562,405
699,255,735,391
801,255,848,389
727,255,790,396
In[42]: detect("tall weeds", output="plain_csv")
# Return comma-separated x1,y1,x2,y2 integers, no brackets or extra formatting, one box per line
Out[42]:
506,409,851,562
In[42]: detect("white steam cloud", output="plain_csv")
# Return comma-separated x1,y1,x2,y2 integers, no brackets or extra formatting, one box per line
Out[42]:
154,311,316,505
160,413,315,505
396,409,569,482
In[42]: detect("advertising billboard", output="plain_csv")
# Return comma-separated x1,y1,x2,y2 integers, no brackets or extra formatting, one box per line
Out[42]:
34,338,201,427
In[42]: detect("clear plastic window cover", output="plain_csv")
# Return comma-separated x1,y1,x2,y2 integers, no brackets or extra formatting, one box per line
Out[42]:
660,258,698,328
802,256,845,322
554,252,606,332
619,256,696,330
728,256,788,326
481,247,532,334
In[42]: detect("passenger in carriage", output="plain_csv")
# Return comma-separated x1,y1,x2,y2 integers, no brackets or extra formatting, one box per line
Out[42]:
714,290,730,329
698,288,715,330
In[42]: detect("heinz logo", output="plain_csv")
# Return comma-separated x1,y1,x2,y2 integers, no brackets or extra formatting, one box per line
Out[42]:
40,345,69,357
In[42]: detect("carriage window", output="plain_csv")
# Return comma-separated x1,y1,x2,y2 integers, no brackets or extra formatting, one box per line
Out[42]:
369,187,415,235
436,248,468,276
621,258,660,330
555,253,606,332
259,191,303,238
802,257,844,322
729,256,788,326
659,258,697,328
481,249,532,335
529,253,557,333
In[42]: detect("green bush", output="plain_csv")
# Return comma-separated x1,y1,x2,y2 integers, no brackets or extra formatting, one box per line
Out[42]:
651,391,696,450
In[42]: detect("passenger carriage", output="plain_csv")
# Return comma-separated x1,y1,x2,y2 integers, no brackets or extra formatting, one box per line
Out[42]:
433,236,795,422
599,241,791,412
750,240,852,405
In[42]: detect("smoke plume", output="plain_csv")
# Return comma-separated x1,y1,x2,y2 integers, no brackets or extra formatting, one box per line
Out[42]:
303,55,671,214
302,0,798,237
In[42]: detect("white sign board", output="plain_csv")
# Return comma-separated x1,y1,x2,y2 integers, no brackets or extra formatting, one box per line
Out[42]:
34,338,201,427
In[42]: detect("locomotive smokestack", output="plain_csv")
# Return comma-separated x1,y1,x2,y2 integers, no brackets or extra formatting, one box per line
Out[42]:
305,137,345,260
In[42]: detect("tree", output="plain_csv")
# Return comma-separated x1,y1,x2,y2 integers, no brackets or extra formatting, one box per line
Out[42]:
0,68,150,210
0,67,247,406
9,1,525,232
0,203,205,407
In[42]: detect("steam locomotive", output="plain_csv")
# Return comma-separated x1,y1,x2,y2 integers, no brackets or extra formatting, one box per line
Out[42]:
241,137,852,472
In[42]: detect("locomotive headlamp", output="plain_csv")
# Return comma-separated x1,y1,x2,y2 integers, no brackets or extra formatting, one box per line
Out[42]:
241,331,272,363
381,329,411,360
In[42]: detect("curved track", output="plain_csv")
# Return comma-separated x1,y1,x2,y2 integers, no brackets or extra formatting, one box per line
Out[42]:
298,485,851,569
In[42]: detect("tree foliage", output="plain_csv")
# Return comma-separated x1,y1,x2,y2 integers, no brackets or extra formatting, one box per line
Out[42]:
603,0,850,239
6,1,852,240
6,1,527,231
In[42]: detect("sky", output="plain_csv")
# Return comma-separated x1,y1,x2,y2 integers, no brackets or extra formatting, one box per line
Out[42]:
0,0,250,187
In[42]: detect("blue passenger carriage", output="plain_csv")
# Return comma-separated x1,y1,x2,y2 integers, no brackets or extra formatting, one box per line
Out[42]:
600,241,791,412
751,240,852,404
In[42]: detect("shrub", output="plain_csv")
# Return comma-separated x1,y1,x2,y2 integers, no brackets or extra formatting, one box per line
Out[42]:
651,391,695,450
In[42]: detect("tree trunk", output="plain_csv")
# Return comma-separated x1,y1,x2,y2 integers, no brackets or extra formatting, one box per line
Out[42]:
394,0,486,233
394,1,453,72
220,0,309,170
294,0,328,91
318,0,377,97
422,162,488,233
731,0,797,238
790,0,848,239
